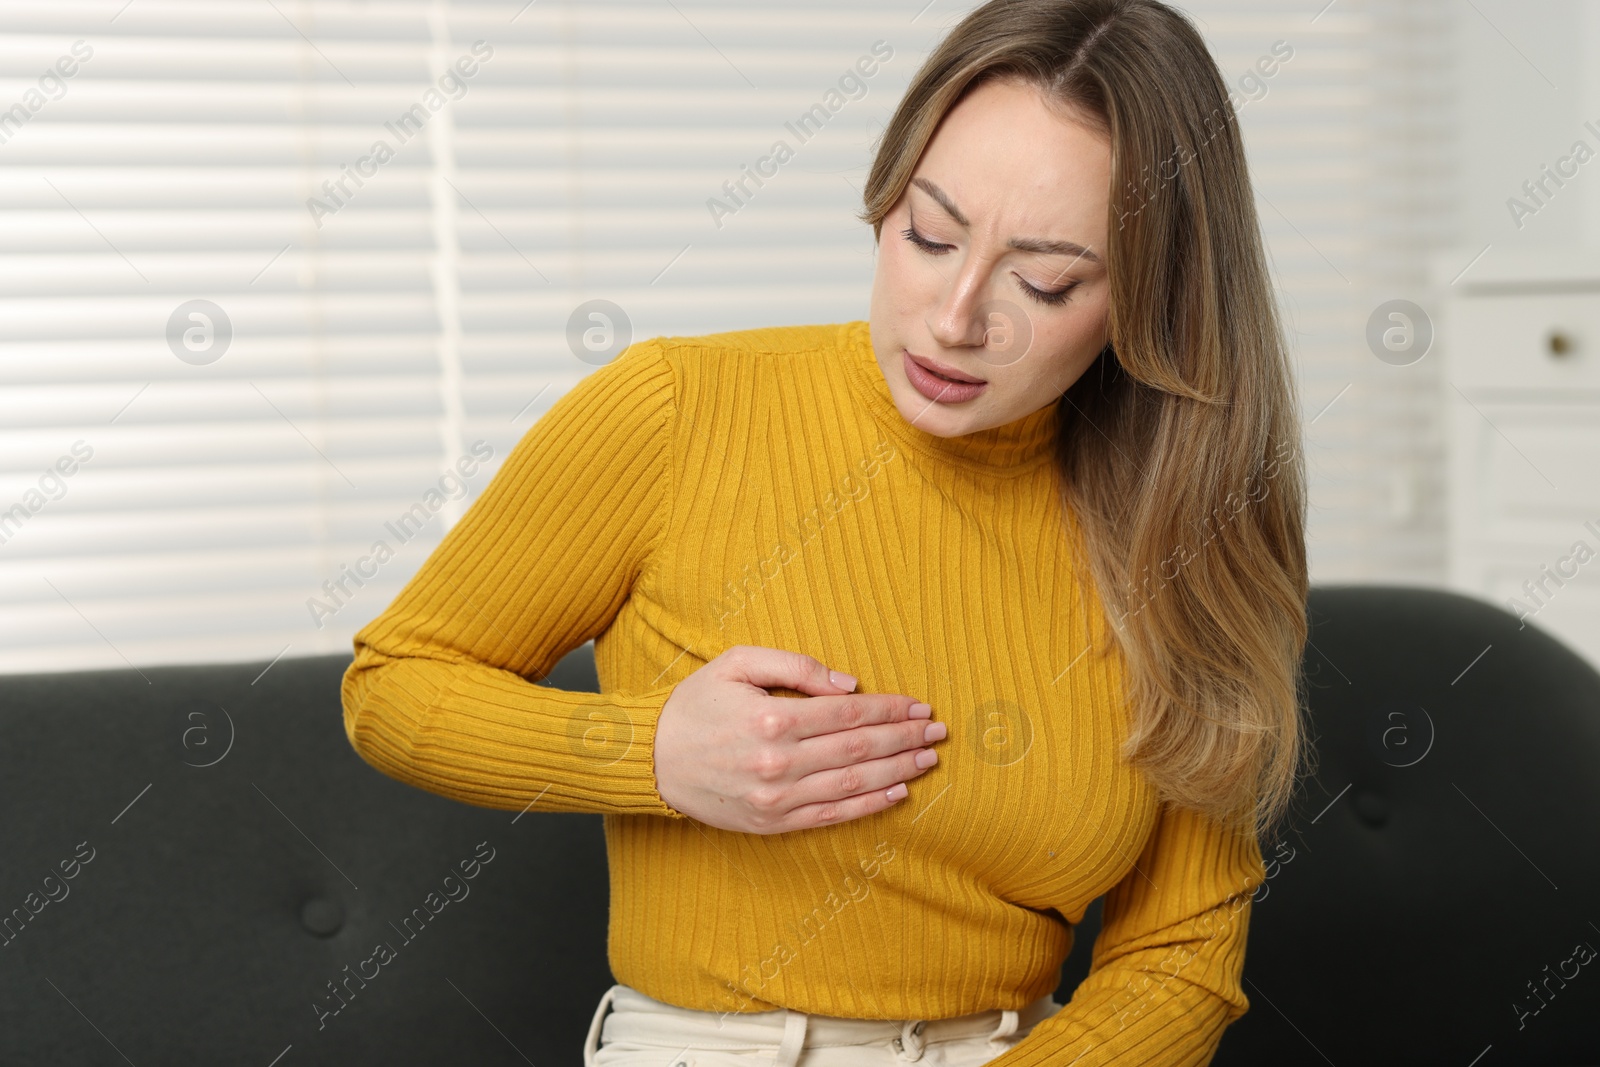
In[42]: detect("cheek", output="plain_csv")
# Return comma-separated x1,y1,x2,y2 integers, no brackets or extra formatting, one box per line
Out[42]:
1030,324,1104,391
881,232,914,280
880,240,930,311
870,248,902,319
1032,349,1074,391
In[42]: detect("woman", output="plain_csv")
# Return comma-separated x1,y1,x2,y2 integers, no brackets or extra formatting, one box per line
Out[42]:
340,0,1310,1063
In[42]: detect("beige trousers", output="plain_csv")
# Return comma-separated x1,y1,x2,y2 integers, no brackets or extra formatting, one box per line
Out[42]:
584,983,1063,1067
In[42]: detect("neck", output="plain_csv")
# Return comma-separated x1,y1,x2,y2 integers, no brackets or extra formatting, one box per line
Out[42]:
840,321,1061,475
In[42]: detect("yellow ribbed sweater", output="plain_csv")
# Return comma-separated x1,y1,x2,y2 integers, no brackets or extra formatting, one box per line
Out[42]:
341,320,1268,1065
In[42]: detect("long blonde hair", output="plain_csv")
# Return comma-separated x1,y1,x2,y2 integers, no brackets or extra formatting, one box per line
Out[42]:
858,0,1311,844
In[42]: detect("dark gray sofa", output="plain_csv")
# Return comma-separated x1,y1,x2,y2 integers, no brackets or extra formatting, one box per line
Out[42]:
1,586,1596,1065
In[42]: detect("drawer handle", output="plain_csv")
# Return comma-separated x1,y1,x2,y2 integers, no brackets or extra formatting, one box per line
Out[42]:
1547,330,1574,357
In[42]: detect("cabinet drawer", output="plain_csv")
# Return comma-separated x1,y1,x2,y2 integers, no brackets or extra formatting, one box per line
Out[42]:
1446,292,1600,391
1447,401,1600,532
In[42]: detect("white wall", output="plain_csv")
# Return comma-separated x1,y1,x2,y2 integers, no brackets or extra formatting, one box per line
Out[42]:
7,0,1568,673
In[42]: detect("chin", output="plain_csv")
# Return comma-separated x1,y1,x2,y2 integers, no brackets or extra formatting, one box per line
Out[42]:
893,386,974,436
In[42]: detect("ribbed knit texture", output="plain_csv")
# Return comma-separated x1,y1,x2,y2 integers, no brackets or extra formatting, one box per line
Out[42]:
341,320,1268,1065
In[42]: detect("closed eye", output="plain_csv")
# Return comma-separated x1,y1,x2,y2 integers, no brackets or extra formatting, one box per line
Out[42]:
899,224,1079,307
900,224,950,255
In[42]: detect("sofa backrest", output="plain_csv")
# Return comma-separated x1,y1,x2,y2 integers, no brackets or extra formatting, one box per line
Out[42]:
4,585,1597,1066
1215,586,1600,1065
0,643,610,1066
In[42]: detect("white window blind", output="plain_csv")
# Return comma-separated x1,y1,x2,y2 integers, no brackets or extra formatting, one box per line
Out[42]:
1178,0,1455,584
0,0,1450,674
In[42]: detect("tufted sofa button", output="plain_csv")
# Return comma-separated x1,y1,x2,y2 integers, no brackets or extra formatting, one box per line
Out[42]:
300,897,345,937
1353,790,1389,828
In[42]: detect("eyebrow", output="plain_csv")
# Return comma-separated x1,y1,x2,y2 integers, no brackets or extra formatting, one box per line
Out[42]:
910,177,1102,265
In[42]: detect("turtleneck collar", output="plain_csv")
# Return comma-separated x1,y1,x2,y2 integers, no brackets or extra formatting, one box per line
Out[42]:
837,320,1060,477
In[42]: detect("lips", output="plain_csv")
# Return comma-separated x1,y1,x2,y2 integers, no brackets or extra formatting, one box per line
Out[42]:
906,352,985,384
901,349,988,404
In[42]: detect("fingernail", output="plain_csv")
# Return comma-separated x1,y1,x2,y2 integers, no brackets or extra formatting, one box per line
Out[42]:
829,669,858,692
923,721,947,743
885,782,908,802
914,749,938,769
908,702,932,719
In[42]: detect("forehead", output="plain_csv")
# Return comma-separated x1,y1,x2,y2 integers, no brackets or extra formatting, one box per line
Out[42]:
912,77,1112,248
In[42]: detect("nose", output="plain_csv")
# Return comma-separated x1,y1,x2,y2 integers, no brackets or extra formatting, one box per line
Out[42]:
926,275,992,351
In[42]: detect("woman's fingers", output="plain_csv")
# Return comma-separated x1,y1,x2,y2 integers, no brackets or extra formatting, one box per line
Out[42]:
717,644,860,697
652,644,942,835
780,749,938,831
772,690,931,742
748,746,938,833
782,715,944,782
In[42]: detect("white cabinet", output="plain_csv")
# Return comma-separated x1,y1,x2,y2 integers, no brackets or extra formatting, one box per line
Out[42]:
1434,248,1600,669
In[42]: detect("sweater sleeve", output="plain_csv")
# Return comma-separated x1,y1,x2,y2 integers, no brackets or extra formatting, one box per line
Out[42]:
986,801,1268,1066
339,338,689,819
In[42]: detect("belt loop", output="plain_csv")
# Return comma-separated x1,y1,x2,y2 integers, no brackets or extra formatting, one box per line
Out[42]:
893,1018,927,1060
772,1008,808,1067
988,1007,1020,1043
583,984,619,1067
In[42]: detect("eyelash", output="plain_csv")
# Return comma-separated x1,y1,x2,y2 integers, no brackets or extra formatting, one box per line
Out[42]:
898,224,1080,307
